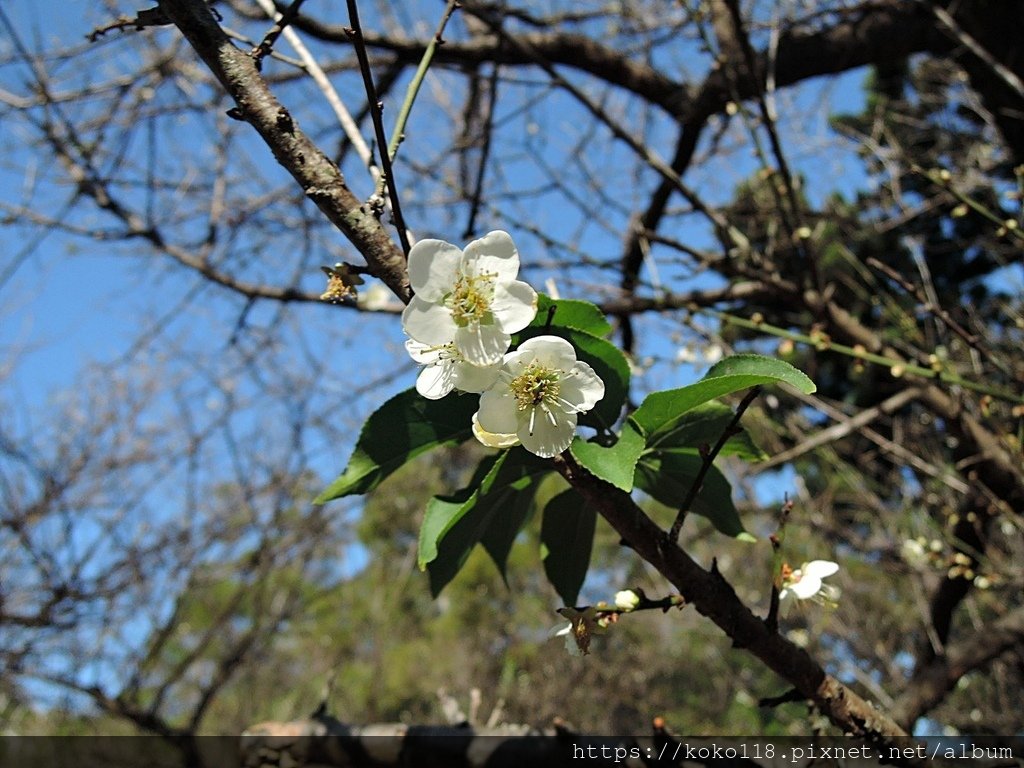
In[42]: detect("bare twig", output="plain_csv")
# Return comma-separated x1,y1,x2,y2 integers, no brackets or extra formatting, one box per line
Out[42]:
87,7,174,41
386,0,462,164
344,0,411,256
867,257,983,351
250,0,381,188
757,386,922,471
157,0,411,300
919,0,1024,101
251,0,309,68
668,386,762,542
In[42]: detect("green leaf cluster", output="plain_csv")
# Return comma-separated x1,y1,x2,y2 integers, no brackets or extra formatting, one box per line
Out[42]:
319,296,815,605
571,354,814,539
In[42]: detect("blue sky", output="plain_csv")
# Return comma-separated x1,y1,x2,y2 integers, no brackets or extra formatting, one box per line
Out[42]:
0,0,876,468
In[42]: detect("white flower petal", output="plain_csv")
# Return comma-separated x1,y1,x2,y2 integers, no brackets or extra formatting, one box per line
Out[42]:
803,560,839,579
454,323,511,366
551,623,584,657
819,584,841,603
415,363,455,400
782,561,839,601
402,298,458,345
704,344,724,364
788,574,824,599
472,413,520,449
403,233,534,369
358,283,396,311
407,239,462,299
492,280,538,333
559,361,605,413
502,346,535,375
517,335,577,370
467,333,604,459
462,230,520,283
454,360,501,393
552,622,573,638
676,345,698,364
477,386,520,434
404,339,441,365
519,407,575,458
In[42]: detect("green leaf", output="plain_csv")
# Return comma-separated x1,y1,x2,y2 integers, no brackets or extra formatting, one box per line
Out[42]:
481,467,548,584
420,450,549,596
315,389,477,503
647,402,767,461
569,419,645,491
632,354,814,435
541,490,596,606
704,354,817,389
418,455,501,569
532,293,612,337
634,453,753,540
571,331,631,429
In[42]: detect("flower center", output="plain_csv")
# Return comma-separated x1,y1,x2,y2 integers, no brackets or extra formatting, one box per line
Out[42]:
780,562,797,586
510,362,561,410
446,271,495,328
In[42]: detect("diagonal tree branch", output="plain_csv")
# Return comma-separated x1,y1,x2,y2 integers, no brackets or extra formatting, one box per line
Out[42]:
552,453,912,744
891,604,1024,729
157,0,411,302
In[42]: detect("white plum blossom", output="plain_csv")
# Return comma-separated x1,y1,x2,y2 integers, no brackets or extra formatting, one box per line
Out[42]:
405,340,500,400
401,231,537,366
675,342,724,366
779,560,840,614
357,282,398,311
901,538,930,569
553,606,609,656
553,622,585,657
475,335,605,458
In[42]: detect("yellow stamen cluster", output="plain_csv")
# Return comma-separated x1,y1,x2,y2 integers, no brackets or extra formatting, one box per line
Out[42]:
511,362,561,410
446,271,496,327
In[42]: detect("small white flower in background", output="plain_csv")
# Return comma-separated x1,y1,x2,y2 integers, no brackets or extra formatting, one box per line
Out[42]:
614,590,641,612
675,342,724,366
778,560,840,614
553,606,607,656
900,538,929,569
553,622,584,657
703,343,724,365
401,231,537,366
405,340,501,400
357,282,397,311
475,335,605,458
786,628,810,648
675,344,698,364
544,276,561,300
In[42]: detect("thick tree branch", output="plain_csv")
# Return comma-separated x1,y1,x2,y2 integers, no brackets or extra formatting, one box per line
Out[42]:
157,0,411,302
232,0,947,126
923,0,1024,163
551,453,910,742
891,604,1024,729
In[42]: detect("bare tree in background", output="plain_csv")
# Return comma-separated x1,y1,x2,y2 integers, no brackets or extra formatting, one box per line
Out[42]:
1,0,1022,748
